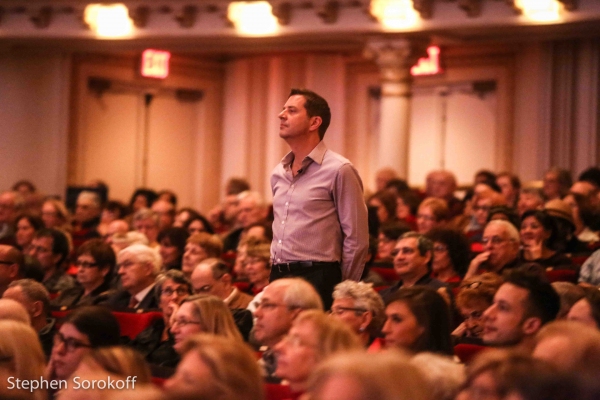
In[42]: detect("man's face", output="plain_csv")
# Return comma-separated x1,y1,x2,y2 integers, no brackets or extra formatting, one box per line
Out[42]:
152,200,175,230
237,198,264,229
28,237,58,270
117,253,153,293
0,247,19,290
392,237,430,280
75,197,99,224
482,224,519,270
0,193,16,224
543,171,561,200
134,217,159,243
497,176,516,203
278,95,313,140
253,283,297,348
222,195,240,223
2,286,35,320
517,193,542,217
426,173,454,199
330,297,366,334
191,264,228,299
106,220,129,243
482,283,530,346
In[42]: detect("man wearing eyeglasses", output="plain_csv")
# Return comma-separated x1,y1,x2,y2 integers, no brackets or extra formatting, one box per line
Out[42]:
191,258,253,309
464,220,522,280
379,232,450,305
0,245,23,297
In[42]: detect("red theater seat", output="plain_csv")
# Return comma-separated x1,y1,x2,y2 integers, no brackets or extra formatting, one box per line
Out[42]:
454,343,488,364
545,269,578,283
151,377,166,387
112,311,163,340
264,383,292,400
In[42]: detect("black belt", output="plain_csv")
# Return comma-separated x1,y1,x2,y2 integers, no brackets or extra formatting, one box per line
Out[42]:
273,261,340,274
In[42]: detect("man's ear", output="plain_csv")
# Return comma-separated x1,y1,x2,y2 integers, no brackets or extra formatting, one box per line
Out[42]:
360,311,373,332
221,273,232,286
522,317,542,336
31,300,44,319
309,116,322,133
8,263,19,279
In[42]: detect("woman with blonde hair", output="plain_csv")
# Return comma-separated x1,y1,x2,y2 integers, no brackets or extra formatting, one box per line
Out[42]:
243,241,271,295
0,320,47,400
274,310,362,396
41,198,71,232
170,294,242,353
164,334,264,400
306,350,432,400
181,232,223,279
416,197,449,234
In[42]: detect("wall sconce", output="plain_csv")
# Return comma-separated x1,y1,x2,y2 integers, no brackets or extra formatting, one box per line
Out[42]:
369,0,420,29
227,1,279,35
84,3,133,37
514,0,562,22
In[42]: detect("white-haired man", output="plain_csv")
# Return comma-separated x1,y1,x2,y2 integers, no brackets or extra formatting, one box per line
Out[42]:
103,244,161,310
223,190,268,252
72,190,102,250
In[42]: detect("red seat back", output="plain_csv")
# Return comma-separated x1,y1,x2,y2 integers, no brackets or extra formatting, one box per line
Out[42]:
370,267,399,283
545,269,578,283
151,376,166,387
454,343,488,364
264,383,292,400
112,311,163,340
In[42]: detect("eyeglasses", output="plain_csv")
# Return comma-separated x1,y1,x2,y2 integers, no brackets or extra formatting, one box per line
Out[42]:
473,205,491,212
481,236,510,246
329,306,367,316
461,281,482,289
117,260,136,269
462,310,484,321
255,301,290,311
279,334,317,349
433,245,448,253
29,245,52,254
195,284,213,294
0,260,14,266
75,260,98,269
417,214,436,222
162,287,189,297
171,318,201,327
391,247,417,257
53,332,92,352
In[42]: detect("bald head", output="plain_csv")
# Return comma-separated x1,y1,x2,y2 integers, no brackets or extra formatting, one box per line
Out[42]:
0,298,30,324
426,170,457,200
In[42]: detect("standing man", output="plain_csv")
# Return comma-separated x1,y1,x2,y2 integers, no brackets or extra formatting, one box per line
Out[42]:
270,88,369,309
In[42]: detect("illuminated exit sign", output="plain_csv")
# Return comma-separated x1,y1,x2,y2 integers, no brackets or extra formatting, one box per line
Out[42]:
141,49,171,79
411,46,442,76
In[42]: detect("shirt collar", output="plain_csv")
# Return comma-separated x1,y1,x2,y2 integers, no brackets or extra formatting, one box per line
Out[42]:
280,140,328,167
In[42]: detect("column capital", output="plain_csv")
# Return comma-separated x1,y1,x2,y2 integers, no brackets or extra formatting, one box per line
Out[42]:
364,37,430,84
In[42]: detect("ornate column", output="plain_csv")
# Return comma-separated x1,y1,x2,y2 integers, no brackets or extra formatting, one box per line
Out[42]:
364,38,429,179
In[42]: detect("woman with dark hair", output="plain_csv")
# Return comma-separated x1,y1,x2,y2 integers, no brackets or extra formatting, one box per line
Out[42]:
567,288,600,329
376,222,411,263
52,239,115,308
426,228,471,285
128,188,158,213
184,213,215,235
368,190,398,225
173,207,201,228
382,286,452,355
14,213,44,253
98,200,130,238
520,209,573,269
46,306,120,384
158,227,189,271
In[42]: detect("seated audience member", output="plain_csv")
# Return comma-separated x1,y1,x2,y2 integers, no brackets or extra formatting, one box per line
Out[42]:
253,278,323,382
517,186,544,217
543,167,572,201
41,198,71,232
425,170,463,219
184,213,215,235
110,230,148,256
174,207,198,228
29,228,76,293
0,244,23,296
0,191,24,245
71,191,102,250
330,281,385,347
382,286,452,355
307,350,432,400
379,232,450,304
129,188,158,214
104,219,130,243
14,213,43,254
426,228,471,286
0,320,46,400
46,306,121,384
103,244,161,310
375,222,411,263
567,288,600,329
465,220,522,279
157,189,177,206
544,198,588,254
164,334,264,400
482,265,560,351
551,281,585,319
533,320,600,375
487,205,520,229
520,210,573,269
207,177,248,234
170,294,243,353
151,199,176,231
468,190,507,241
368,190,398,225
243,241,271,295
131,270,192,368
457,350,575,400
579,248,600,287
245,221,273,242
132,208,160,247
391,188,421,230
563,192,600,244
416,197,449,234
453,273,503,344
274,310,362,396
53,239,115,308
157,227,189,271
181,232,223,279
97,200,129,238
3,279,56,358
410,352,465,400
496,172,521,208
191,258,252,309
0,298,30,324
375,167,399,191
223,190,268,252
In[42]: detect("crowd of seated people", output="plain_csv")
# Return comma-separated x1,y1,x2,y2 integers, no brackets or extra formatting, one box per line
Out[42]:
0,166,599,399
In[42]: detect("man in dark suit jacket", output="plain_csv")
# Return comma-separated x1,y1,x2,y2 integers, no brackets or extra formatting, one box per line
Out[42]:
103,244,160,310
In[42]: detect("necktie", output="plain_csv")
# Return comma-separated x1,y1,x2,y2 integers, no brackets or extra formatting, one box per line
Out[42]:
128,296,139,309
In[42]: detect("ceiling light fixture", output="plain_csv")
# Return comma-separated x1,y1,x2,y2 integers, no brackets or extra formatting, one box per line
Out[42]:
370,0,420,30
228,2,279,36
84,3,134,38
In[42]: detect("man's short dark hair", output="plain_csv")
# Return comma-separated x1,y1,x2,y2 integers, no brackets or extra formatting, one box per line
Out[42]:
289,88,331,140
34,228,70,267
400,231,433,257
503,264,560,325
